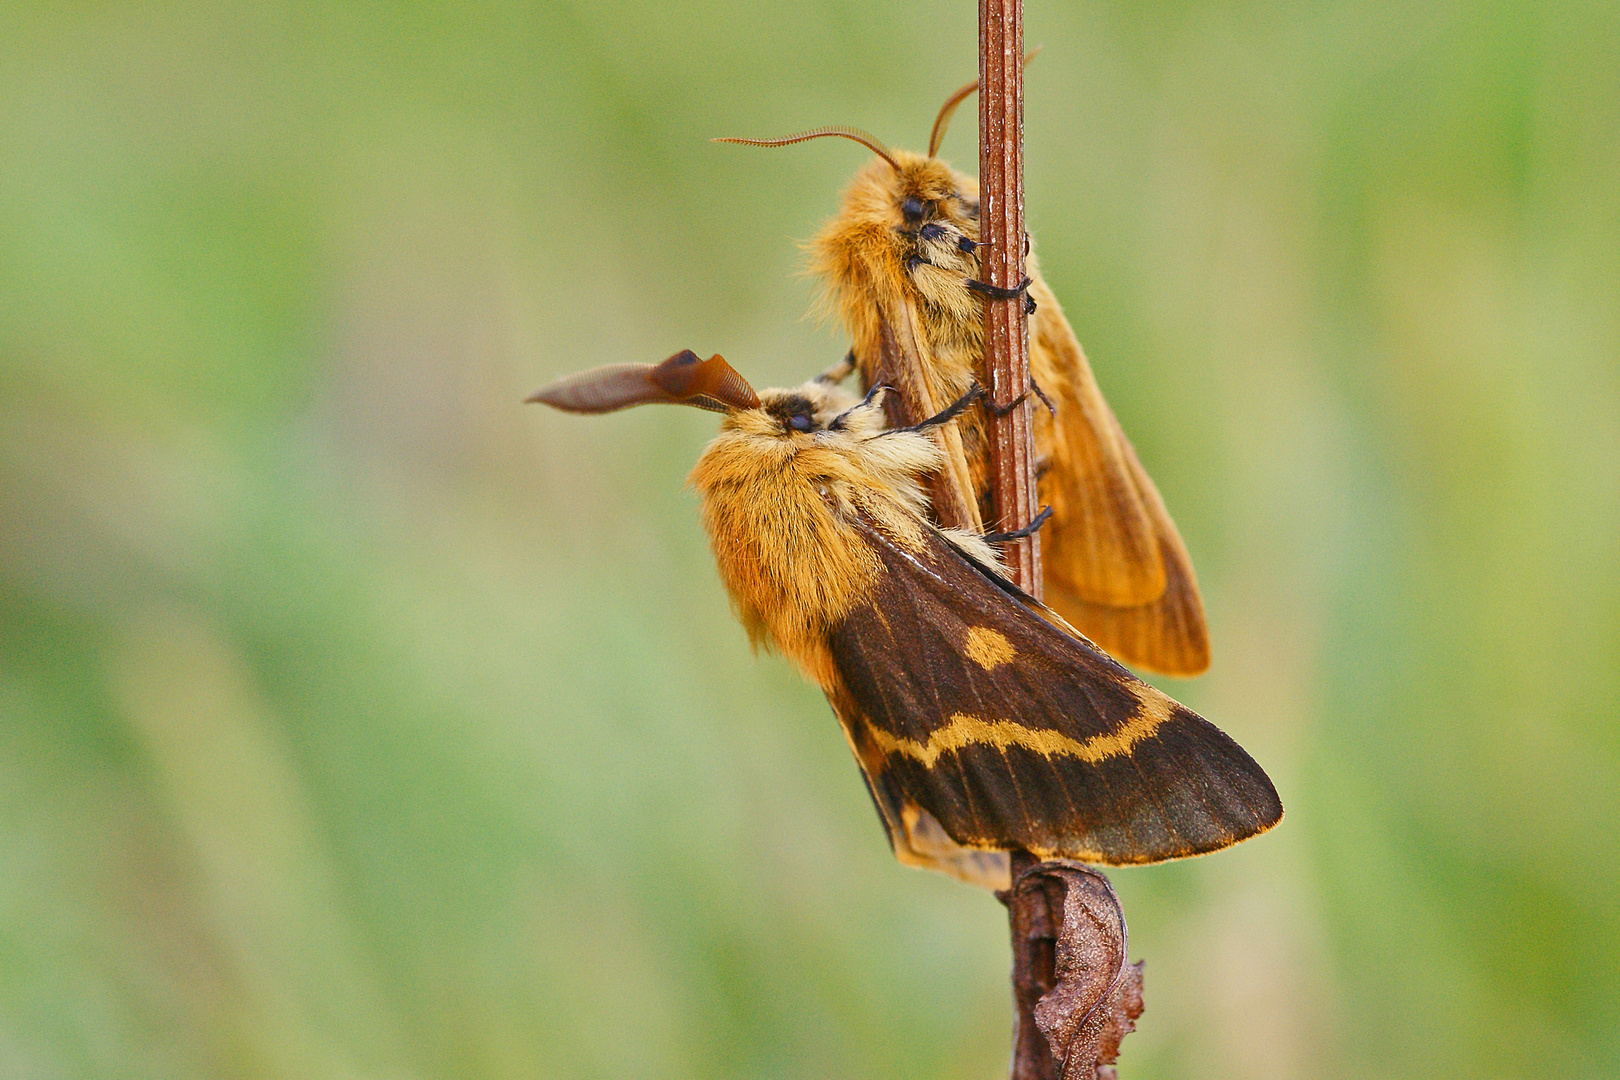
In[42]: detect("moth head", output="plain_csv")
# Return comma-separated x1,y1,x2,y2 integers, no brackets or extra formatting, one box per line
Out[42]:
713,55,1033,244
728,379,883,442
714,84,1006,278
840,150,980,283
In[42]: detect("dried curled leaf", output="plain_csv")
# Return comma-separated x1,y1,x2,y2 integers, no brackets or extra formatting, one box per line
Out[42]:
1003,860,1145,1080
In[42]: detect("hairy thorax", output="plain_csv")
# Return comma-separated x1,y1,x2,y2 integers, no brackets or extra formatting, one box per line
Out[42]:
686,387,943,688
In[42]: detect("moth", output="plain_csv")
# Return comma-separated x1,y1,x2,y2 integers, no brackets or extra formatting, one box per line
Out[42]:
718,79,1210,677
529,349,1280,889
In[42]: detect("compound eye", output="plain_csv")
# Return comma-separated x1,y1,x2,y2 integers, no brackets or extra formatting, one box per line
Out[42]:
786,412,816,433
901,196,928,222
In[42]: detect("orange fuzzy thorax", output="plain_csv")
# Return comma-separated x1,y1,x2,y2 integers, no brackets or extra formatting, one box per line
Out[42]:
809,151,1068,523
686,382,947,689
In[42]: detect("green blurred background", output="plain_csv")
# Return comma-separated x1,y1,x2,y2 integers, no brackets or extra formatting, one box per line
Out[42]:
3,1,1617,1077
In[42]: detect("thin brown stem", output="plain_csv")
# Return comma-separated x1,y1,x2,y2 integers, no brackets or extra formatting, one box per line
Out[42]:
979,5,1048,1077
979,0,1041,595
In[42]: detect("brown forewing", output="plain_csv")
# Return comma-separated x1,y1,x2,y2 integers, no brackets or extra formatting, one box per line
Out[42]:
825,514,1279,866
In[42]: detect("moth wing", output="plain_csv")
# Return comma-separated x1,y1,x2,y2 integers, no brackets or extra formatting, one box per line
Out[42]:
1030,277,1211,675
828,515,1280,871
1030,277,1165,606
1043,424,1212,676
867,297,984,534
831,710,1013,891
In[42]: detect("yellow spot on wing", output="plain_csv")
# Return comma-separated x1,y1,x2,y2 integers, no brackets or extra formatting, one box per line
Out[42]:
963,626,1015,670
868,699,1170,766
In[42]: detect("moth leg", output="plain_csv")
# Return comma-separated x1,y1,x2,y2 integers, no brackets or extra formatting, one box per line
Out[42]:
965,274,1031,299
1029,377,1057,416
877,384,984,437
983,388,1030,418
830,379,891,430
965,274,1037,314
983,505,1054,544
983,374,1056,418
816,350,857,385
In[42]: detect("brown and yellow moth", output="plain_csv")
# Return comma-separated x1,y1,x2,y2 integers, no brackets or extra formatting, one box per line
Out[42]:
718,79,1209,677
529,350,1280,889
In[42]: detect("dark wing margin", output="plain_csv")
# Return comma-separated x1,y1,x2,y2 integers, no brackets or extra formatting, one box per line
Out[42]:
826,516,1280,874
832,697,1012,891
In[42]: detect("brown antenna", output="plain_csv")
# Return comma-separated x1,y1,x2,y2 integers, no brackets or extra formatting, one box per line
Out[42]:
712,126,902,174
929,78,981,158
928,47,1043,158
527,350,760,415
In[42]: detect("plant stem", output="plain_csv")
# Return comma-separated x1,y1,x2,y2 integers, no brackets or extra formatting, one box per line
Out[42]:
978,0,1041,595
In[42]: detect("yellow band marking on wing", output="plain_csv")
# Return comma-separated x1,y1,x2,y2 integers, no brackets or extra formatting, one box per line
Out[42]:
963,626,1016,670
869,698,1171,767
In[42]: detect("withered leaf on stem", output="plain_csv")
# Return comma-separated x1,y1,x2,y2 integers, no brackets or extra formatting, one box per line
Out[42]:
1004,860,1145,1080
